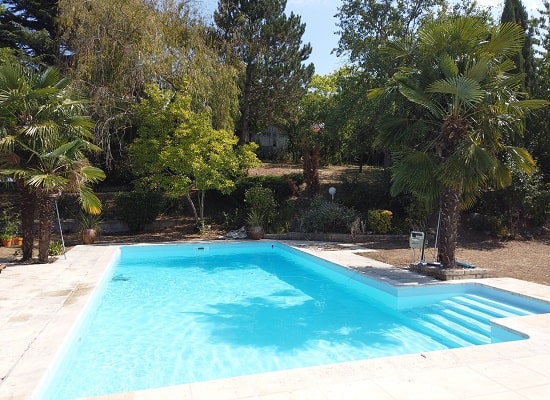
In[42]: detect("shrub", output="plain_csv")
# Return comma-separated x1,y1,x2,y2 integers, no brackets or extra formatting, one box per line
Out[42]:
114,191,164,232
236,174,303,204
367,209,393,234
244,186,277,227
300,197,359,233
48,241,64,256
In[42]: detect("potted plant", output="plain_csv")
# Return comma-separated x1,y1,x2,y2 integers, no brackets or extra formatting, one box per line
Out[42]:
79,212,102,244
244,186,276,240
1,207,19,247
1,232,13,247
246,209,265,240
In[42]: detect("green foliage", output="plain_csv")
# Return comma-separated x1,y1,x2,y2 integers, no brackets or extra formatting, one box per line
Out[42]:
244,186,277,227
59,0,240,170
404,195,432,231
0,0,59,65
467,213,509,238
245,209,265,227
236,174,303,204
129,84,259,226
0,61,105,262
78,212,103,231
300,197,359,233
0,205,19,238
367,209,393,234
114,191,163,232
338,174,391,214
48,241,64,257
375,15,548,267
214,0,314,143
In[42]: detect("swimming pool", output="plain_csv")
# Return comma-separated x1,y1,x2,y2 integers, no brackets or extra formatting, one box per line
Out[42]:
38,242,550,399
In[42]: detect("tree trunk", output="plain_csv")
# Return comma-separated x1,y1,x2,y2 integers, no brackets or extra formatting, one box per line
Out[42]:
37,193,55,263
438,187,461,268
185,193,200,228
18,183,36,261
303,141,320,195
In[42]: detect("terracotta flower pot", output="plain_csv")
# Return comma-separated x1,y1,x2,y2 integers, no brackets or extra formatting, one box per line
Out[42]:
81,229,97,244
12,237,23,246
2,238,13,247
248,226,264,240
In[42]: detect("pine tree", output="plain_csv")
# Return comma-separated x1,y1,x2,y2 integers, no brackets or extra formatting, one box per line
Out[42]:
0,0,59,66
214,0,314,144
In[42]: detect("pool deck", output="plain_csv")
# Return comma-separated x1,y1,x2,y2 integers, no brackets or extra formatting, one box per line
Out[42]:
1,241,550,400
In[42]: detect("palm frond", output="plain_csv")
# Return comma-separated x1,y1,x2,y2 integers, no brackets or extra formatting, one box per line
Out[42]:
380,37,416,60
78,186,103,215
483,22,524,57
399,82,444,117
426,77,484,104
437,54,459,78
25,173,69,190
465,57,489,82
505,146,536,175
390,151,440,207
509,100,550,111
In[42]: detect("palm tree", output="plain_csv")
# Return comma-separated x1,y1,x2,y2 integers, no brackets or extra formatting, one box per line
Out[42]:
374,17,548,268
0,62,105,262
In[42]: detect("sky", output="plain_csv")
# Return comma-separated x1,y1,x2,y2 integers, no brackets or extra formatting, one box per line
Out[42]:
201,0,544,76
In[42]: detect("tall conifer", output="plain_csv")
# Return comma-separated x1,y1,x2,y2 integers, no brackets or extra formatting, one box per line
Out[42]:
501,0,536,95
214,0,314,144
0,0,59,66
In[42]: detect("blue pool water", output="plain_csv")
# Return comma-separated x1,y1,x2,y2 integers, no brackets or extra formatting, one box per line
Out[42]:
40,242,550,399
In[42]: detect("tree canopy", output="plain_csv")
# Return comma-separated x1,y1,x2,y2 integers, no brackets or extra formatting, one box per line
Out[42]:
214,0,314,143
0,0,59,65
373,16,548,267
129,84,259,227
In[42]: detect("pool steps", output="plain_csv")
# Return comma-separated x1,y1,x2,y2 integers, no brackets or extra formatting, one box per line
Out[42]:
408,294,535,348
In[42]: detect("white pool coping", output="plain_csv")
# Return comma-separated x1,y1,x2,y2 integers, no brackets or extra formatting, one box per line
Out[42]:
1,241,549,400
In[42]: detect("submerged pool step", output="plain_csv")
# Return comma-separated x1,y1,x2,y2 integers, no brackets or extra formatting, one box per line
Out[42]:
411,293,537,348
412,318,479,348
437,308,491,336
460,294,534,316
421,313,489,345
440,300,499,322
451,295,530,319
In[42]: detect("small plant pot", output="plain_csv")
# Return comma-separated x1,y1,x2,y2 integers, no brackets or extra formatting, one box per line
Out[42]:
81,229,97,244
248,226,264,240
2,238,13,247
12,237,23,246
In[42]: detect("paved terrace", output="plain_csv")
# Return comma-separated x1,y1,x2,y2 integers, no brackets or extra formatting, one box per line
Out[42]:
1,241,550,400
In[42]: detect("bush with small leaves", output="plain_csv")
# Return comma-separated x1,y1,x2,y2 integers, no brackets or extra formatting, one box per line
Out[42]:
367,209,393,234
114,191,164,232
300,197,359,233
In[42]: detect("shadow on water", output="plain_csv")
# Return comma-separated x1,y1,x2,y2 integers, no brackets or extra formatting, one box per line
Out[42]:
195,288,406,352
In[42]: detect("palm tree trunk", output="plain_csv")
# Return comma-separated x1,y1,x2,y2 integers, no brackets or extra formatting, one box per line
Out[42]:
37,192,55,263
18,182,36,261
438,187,461,268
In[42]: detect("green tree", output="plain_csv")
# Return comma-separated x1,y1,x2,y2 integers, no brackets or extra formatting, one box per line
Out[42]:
129,84,259,228
214,0,314,144
527,1,550,181
374,17,548,268
501,0,536,94
59,0,239,173
0,62,105,262
0,0,59,66
336,0,445,79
